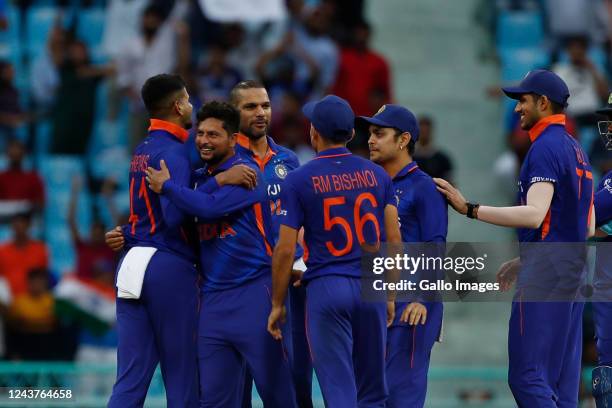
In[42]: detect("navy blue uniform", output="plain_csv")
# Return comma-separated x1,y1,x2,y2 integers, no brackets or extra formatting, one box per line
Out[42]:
386,162,447,408
279,147,396,407
109,120,199,408
509,115,593,407
161,153,297,408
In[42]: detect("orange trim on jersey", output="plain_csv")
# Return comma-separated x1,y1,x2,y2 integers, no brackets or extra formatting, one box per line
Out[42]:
237,133,277,171
541,209,551,240
253,203,273,256
314,153,352,160
528,114,566,143
588,185,594,232
149,119,189,143
302,240,309,262
237,133,250,149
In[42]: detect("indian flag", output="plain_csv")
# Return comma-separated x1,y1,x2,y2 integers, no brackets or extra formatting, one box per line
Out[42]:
54,275,116,335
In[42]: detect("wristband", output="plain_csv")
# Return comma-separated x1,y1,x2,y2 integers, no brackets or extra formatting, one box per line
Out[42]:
466,202,480,219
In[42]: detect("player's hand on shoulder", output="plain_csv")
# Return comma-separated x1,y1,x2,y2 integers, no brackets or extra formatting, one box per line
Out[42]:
496,257,521,291
400,302,427,325
217,164,257,189
105,226,125,252
146,159,171,194
267,305,286,340
434,178,468,215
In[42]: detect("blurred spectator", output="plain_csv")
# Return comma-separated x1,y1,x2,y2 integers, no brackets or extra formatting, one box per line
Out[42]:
31,23,67,111
102,0,148,60
255,30,319,108
194,44,242,104
5,268,57,360
552,35,609,127
0,213,49,297
544,0,609,50
50,39,113,155
332,20,392,116
270,92,313,163
0,0,7,31
0,139,45,221
115,2,190,150
413,116,454,181
325,0,365,45
0,61,28,141
69,177,116,281
291,5,338,98
223,23,267,80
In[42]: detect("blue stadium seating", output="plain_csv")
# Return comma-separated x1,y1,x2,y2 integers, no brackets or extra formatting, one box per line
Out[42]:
76,8,106,62
499,47,550,83
25,6,58,58
496,10,544,49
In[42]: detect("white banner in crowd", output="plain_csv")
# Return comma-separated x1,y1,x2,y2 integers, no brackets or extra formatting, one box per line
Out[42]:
199,0,287,22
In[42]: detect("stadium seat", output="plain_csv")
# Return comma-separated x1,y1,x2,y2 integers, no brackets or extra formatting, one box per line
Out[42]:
499,47,550,83
25,7,58,58
496,10,544,49
38,155,85,188
0,6,21,51
76,8,106,61
46,226,76,275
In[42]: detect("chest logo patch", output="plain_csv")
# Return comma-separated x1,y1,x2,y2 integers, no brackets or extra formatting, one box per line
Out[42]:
274,164,288,179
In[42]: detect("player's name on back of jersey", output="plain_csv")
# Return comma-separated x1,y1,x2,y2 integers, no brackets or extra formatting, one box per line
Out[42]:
312,170,378,194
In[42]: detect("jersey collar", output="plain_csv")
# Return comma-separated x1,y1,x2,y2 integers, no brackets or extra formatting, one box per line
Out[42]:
315,147,351,159
148,119,189,143
393,161,419,181
236,133,277,171
528,114,566,143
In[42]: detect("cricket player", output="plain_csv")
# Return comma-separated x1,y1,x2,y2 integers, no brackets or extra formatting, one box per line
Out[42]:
267,95,402,407
145,101,297,408
107,74,199,408
360,104,447,407
228,81,312,407
591,93,612,407
435,70,595,407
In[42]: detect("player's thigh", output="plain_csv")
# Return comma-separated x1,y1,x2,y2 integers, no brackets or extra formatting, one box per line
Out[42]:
199,336,245,408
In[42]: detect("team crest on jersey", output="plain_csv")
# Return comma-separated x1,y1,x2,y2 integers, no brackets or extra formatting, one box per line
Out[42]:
274,164,288,179
377,105,387,114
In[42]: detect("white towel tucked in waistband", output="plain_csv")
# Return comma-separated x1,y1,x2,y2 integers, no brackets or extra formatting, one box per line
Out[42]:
116,247,157,299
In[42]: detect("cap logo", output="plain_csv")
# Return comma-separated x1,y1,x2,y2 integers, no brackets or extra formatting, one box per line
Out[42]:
376,105,387,115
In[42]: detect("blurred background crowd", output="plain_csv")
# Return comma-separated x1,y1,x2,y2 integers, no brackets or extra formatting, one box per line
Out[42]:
0,0,609,405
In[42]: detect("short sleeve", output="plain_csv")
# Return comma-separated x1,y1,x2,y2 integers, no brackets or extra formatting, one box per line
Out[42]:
382,172,396,208
526,142,560,187
279,175,304,230
415,180,448,242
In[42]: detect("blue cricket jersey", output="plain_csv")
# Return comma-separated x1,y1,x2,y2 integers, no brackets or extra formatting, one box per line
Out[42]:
393,162,448,243
161,153,275,292
517,115,593,243
123,119,196,263
279,147,396,282
235,134,304,259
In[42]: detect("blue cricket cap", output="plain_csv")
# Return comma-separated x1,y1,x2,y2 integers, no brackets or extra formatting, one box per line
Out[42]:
502,69,570,107
356,104,420,141
302,95,355,141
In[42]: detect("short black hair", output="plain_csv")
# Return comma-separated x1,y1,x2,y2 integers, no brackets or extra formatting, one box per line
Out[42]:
229,80,266,107
564,34,589,49
197,101,240,135
141,74,186,116
143,4,165,19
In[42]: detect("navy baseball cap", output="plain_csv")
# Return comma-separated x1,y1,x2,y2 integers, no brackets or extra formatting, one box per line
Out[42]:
356,104,420,141
596,92,612,115
302,95,355,141
502,69,570,107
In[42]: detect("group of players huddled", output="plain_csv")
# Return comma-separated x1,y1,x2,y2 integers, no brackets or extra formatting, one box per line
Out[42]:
102,70,612,408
